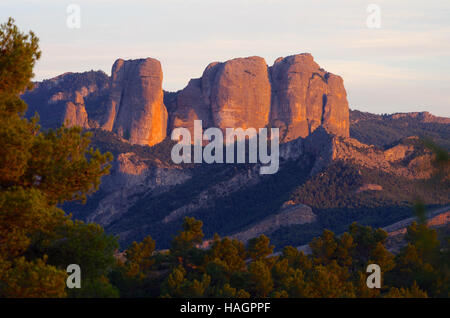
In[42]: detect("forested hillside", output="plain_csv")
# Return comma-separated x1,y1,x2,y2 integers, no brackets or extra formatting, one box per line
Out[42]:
350,110,450,150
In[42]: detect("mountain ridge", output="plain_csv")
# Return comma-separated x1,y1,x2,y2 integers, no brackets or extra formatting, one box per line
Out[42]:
23,53,349,145
20,54,450,250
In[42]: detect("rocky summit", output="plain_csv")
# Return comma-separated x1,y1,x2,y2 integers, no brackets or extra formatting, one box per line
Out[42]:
270,54,349,140
23,53,349,145
101,58,168,146
170,53,349,141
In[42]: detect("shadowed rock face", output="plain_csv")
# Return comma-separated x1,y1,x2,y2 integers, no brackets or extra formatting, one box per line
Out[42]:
22,70,109,129
169,78,213,136
102,58,168,146
270,53,349,141
170,53,349,141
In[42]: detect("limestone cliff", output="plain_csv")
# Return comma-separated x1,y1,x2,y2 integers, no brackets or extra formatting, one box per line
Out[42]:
170,56,272,136
24,53,350,146
270,53,349,141
102,58,168,146
170,53,349,141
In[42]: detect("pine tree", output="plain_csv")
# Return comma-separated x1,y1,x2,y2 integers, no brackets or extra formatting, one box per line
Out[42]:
0,17,113,297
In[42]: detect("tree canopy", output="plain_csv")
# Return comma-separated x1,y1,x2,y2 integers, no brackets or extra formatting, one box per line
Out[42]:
0,17,114,297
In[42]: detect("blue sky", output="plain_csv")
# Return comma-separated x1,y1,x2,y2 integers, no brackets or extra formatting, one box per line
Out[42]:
1,0,449,117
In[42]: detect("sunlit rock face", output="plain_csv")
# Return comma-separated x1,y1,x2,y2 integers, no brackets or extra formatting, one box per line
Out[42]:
170,53,349,142
269,53,349,141
103,58,168,146
23,53,349,146
170,56,272,137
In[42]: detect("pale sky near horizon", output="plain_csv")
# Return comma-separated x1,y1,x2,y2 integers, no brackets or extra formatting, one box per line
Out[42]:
1,0,449,117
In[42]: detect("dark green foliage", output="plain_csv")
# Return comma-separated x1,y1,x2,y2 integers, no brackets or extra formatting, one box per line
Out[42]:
104,154,314,249
110,216,448,298
270,161,449,249
0,17,116,297
0,18,40,100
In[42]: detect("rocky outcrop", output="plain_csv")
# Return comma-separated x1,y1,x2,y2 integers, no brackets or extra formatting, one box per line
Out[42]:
22,71,109,129
61,92,89,128
305,129,435,179
211,57,271,131
355,184,383,193
24,54,350,146
85,151,191,226
169,78,213,136
270,53,349,141
102,58,168,146
170,57,272,136
170,53,349,142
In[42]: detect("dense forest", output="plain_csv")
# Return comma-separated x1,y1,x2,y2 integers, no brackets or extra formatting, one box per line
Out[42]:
270,161,449,248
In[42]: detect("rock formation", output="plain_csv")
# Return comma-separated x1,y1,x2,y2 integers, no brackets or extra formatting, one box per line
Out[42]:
169,77,213,136
170,53,349,141
269,53,349,141
102,58,168,146
85,151,192,226
61,91,89,128
211,57,272,131
22,71,109,129
23,53,350,146
170,56,272,136
305,128,435,178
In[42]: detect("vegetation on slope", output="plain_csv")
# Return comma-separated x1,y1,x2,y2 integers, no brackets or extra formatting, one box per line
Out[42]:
270,161,449,248
105,216,449,298
0,17,115,297
350,110,450,151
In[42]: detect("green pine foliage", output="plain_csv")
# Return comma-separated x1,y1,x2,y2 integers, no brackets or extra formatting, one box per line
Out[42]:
108,216,448,298
0,17,115,298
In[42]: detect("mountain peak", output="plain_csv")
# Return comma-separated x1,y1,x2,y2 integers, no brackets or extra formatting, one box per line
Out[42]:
23,53,350,145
